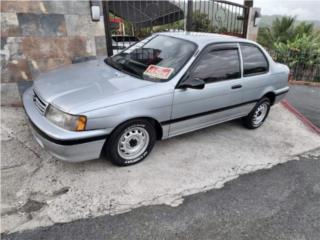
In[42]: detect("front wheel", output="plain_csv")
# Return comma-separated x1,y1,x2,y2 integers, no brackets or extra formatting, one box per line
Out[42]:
242,98,271,129
105,120,156,166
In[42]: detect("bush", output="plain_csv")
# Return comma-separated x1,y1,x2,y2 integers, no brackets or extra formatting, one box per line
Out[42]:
258,16,320,81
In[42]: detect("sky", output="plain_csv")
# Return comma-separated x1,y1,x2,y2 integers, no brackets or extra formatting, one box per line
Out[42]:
232,0,320,21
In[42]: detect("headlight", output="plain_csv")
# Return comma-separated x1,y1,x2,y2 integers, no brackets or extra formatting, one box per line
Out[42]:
45,105,87,131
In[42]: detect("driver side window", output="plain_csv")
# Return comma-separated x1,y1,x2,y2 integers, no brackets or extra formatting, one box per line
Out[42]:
191,48,241,83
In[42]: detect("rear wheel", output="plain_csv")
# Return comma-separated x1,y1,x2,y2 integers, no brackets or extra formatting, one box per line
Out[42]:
243,98,271,129
105,120,156,166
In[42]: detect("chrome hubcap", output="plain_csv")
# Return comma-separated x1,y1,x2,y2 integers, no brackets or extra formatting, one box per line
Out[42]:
252,103,268,125
117,126,149,160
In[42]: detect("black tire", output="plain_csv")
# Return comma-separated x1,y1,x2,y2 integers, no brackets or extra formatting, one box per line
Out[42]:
242,97,271,129
105,119,156,166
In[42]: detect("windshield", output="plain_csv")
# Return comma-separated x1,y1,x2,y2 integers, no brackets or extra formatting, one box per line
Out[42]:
105,35,197,82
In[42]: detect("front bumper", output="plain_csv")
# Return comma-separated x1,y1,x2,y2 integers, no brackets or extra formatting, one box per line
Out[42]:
23,87,109,162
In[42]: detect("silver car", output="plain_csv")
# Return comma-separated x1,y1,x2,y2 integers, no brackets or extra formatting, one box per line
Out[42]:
23,32,290,166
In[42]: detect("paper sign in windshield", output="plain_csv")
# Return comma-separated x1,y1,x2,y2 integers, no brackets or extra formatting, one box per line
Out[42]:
144,65,174,79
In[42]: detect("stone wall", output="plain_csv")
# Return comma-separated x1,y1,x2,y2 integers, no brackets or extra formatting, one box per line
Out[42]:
1,0,106,83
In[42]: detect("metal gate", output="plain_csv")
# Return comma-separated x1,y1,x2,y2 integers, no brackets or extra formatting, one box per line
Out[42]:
103,0,249,56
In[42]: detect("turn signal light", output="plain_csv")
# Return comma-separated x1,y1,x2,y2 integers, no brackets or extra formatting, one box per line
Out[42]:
76,116,87,131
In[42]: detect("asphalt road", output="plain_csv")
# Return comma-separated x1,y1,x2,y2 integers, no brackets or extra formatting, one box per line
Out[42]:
3,148,320,240
287,85,320,128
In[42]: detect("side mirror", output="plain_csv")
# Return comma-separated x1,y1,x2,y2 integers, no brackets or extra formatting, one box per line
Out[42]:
179,78,205,90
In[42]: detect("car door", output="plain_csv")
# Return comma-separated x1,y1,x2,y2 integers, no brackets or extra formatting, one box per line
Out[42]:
239,43,270,103
168,43,248,137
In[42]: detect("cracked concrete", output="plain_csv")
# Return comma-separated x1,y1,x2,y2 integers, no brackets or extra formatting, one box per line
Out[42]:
1,104,320,234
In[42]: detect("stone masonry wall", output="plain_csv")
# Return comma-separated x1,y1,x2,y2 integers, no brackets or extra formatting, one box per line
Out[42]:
1,0,106,83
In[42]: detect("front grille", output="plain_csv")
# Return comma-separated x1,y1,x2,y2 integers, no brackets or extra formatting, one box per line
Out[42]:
33,90,48,115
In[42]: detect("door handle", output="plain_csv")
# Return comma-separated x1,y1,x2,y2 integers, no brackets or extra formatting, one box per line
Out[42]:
231,84,242,89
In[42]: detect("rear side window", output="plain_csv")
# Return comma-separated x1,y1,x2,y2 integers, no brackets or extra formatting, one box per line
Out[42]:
240,43,268,76
191,49,241,83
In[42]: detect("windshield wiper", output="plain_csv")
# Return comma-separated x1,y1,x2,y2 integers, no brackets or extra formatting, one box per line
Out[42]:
121,64,141,78
104,58,123,72
105,58,141,79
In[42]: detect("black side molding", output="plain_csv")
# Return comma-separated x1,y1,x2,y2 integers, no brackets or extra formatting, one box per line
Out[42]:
28,120,108,146
161,99,258,125
162,89,289,126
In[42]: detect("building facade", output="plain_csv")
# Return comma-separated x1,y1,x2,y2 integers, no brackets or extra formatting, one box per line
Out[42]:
1,0,106,84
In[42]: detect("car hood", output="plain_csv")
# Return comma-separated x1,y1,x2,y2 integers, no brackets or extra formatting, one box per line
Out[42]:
33,58,155,113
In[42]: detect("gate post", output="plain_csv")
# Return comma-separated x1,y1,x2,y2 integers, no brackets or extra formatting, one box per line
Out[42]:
243,0,253,38
245,7,261,41
186,0,193,31
243,0,261,41
102,0,113,56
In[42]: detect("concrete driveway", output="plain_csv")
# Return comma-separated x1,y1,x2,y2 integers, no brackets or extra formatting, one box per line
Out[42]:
1,104,320,234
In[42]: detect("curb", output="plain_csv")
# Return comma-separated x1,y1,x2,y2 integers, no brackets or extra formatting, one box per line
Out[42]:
281,100,320,135
289,80,320,88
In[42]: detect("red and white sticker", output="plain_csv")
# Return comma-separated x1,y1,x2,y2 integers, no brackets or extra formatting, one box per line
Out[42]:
143,65,174,79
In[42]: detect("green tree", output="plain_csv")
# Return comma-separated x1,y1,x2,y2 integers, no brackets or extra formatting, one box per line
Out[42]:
257,16,317,50
258,16,320,81
257,16,296,49
134,11,215,37
152,20,185,33
273,33,320,67
190,10,215,32
152,10,215,33
294,21,314,36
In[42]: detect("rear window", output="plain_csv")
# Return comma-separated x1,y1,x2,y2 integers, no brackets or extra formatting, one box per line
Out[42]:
240,43,269,76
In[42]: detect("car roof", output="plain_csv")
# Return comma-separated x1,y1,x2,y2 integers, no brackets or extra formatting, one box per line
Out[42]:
157,31,256,47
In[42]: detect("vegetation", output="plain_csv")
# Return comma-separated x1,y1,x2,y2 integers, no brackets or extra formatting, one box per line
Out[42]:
257,16,318,49
188,10,215,33
112,9,235,38
152,20,184,33
119,10,216,39
257,16,320,81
